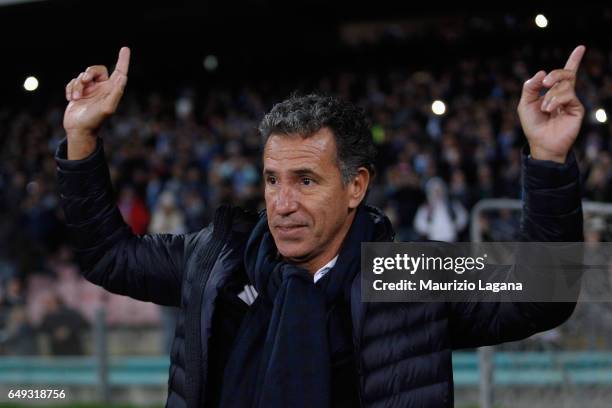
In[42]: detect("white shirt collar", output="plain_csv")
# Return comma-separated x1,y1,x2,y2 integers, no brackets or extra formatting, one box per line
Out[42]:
238,255,340,306
313,255,339,283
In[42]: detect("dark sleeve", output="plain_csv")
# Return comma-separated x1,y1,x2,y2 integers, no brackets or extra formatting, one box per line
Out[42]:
450,147,583,348
55,138,206,307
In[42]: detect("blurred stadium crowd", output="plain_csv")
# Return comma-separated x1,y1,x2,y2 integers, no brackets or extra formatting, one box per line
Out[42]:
1,24,612,356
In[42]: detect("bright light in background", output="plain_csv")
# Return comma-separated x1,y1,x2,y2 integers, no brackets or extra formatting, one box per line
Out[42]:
203,55,218,72
595,108,608,123
431,100,446,115
23,76,39,91
535,14,548,28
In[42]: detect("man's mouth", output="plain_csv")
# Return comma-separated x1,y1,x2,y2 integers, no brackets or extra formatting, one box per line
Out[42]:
274,225,307,236
276,225,305,230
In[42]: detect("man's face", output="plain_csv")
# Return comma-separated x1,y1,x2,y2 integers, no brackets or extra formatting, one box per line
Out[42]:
263,127,361,272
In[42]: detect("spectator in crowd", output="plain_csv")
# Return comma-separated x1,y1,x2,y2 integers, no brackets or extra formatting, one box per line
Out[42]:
0,306,37,355
384,163,425,241
38,294,89,355
489,208,520,242
0,277,25,309
414,177,468,242
118,185,150,235
149,191,187,235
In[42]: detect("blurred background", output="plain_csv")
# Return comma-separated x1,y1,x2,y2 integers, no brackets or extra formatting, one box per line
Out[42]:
1,0,612,407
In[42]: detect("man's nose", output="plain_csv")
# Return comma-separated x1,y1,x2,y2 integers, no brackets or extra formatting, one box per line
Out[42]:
275,185,299,215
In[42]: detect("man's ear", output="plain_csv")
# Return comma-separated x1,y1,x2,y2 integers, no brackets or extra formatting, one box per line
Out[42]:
348,167,370,209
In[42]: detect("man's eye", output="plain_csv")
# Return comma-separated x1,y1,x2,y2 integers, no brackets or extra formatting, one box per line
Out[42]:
301,177,313,186
267,176,277,185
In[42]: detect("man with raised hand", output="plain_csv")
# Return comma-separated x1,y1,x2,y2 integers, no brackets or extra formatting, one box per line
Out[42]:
56,46,584,408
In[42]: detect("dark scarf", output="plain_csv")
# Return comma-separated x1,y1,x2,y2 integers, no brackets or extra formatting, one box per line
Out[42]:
219,205,381,408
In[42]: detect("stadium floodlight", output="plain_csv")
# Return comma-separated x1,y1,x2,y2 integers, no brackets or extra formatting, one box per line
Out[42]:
535,14,548,28
23,76,39,91
431,100,446,115
595,108,608,123
203,55,219,72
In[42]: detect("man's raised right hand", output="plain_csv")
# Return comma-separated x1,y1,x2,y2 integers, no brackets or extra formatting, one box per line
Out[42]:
63,47,130,160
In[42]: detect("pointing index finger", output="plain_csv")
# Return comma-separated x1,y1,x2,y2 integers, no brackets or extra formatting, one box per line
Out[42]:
114,47,131,76
564,45,586,72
